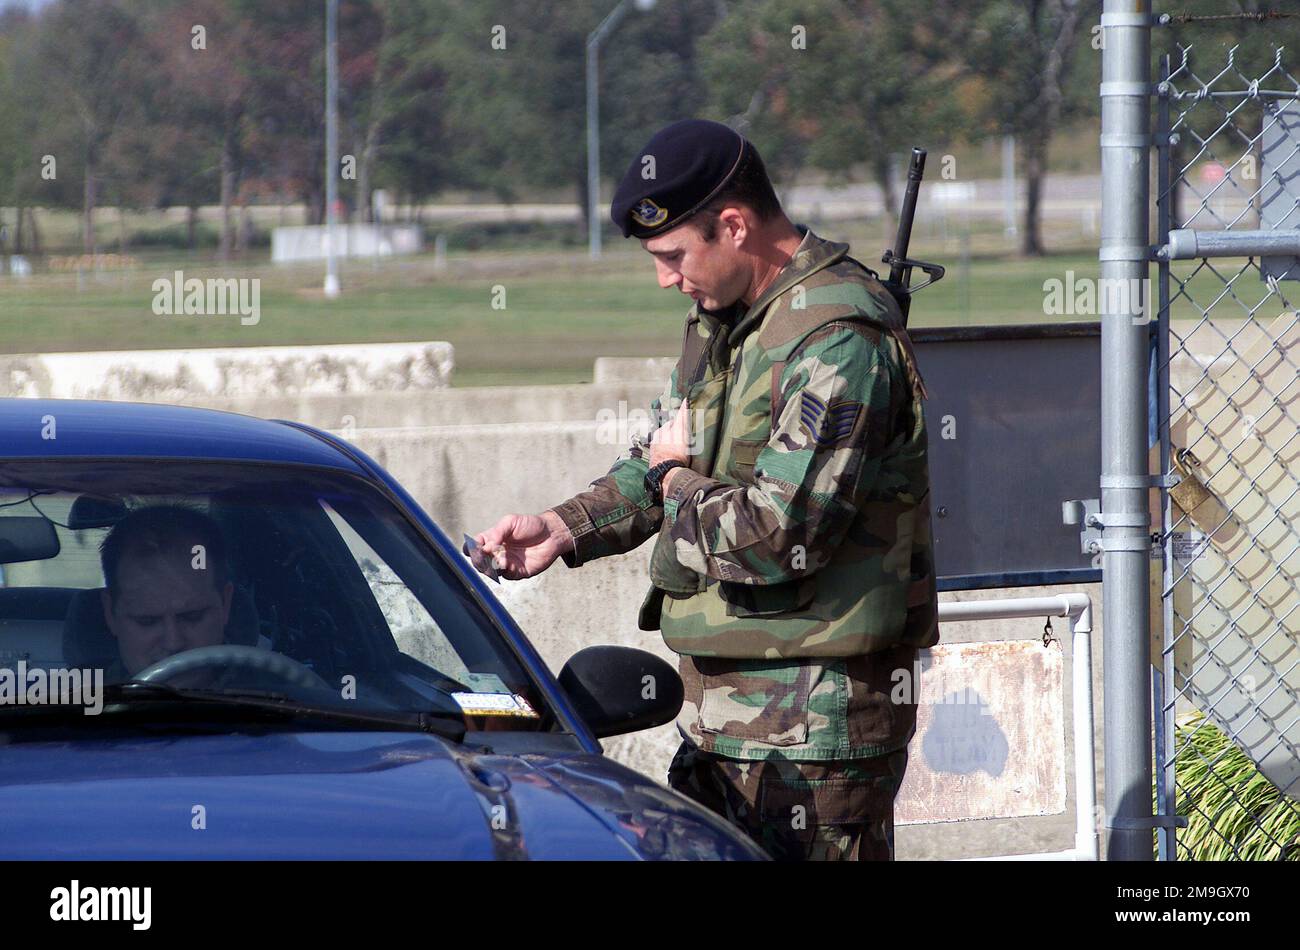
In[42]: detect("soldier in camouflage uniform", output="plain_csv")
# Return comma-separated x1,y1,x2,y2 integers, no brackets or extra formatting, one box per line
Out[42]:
473,119,938,861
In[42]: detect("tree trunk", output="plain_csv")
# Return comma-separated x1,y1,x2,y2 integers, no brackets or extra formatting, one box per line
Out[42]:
219,138,235,261
1021,136,1046,257
577,165,591,245
874,152,898,247
13,206,22,254
187,205,199,250
83,148,97,254
1018,0,1085,257
358,133,376,224
356,0,393,226
307,186,324,227
236,203,253,251
26,208,42,255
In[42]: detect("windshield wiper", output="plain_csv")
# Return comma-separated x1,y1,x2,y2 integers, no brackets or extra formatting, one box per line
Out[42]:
4,682,467,743
114,682,469,741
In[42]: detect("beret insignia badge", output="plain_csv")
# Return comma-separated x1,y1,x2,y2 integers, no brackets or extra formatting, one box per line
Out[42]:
631,197,668,228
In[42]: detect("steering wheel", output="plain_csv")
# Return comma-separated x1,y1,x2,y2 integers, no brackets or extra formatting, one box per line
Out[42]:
133,645,333,692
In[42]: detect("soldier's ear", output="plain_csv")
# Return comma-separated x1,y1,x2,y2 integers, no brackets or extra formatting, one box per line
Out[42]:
718,207,748,246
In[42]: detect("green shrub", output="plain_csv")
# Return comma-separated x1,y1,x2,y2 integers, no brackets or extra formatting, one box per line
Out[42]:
1156,712,1300,860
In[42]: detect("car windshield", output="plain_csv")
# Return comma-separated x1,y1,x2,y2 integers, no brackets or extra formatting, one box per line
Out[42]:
0,459,554,736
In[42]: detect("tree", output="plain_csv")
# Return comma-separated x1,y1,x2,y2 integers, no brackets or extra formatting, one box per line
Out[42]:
696,0,964,236
219,0,327,225
25,0,151,253
0,17,25,254
421,0,720,234
1159,0,1300,230
142,1,261,257
591,0,724,233
964,0,1094,256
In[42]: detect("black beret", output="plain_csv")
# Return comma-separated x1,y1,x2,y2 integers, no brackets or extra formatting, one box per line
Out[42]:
609,118,754,239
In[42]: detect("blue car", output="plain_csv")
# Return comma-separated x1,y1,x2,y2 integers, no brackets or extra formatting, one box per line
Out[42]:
0,399,766,860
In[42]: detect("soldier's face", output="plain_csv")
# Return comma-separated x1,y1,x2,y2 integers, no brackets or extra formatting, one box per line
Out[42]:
642,220,748,311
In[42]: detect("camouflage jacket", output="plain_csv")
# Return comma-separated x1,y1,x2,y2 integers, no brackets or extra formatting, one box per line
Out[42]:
550,226,940,760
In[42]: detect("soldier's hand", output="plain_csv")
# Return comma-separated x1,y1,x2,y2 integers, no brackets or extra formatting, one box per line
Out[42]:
649,397,691,468
474,511,572,580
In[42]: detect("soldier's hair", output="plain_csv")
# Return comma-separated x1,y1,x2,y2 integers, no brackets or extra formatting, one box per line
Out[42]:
691,144,784,242
100,504,229,601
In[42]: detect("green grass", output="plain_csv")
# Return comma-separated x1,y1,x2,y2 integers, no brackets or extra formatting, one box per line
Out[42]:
0,229,1256,388
1156,712,1300,860
0,254,689,387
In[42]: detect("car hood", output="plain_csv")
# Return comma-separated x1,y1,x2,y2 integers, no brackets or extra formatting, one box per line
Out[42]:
0,730,764,860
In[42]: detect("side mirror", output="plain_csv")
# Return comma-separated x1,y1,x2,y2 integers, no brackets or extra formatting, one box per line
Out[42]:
558,646,683,739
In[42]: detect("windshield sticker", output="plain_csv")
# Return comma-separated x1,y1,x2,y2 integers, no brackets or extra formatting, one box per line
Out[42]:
459,672,510,693
451,692,538,718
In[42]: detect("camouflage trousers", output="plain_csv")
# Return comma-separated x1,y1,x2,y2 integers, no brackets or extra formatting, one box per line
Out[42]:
667,740,909,861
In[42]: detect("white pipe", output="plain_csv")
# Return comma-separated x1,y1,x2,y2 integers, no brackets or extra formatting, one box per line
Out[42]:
1072,611,1100,861
940,593,1098,861
938,593,1091,625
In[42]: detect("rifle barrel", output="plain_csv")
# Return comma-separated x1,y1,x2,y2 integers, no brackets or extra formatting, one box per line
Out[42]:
888,147,927,286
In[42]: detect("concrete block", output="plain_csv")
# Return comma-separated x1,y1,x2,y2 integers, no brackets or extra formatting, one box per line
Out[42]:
0,342,454,401
592,356,675,385
271,224,422,262
201,382,663,432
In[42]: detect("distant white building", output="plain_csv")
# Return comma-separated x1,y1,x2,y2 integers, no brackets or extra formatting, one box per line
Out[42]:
271,224,422,263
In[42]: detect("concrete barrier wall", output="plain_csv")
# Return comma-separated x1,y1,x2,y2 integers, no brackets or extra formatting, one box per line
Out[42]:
199,382,664,432
0,342,454,401
592,356,675,385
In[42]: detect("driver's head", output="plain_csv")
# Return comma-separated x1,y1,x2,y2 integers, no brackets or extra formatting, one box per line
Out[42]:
99,505,233,676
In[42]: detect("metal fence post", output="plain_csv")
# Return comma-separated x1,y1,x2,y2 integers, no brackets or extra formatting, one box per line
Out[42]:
1099,0,1155,860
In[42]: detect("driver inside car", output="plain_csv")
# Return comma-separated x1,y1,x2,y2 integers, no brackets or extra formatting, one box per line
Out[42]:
99,505,235,685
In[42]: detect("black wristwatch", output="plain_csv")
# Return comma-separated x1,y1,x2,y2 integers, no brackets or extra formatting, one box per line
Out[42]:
644,460,687,504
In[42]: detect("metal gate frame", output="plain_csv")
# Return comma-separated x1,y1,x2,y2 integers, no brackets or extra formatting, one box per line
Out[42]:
1153,37,1300,861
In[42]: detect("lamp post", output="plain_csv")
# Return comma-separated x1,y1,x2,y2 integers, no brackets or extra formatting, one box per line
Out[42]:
586,0,656,260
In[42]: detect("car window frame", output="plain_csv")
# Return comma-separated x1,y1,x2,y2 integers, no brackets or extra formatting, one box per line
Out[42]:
0,456,569,737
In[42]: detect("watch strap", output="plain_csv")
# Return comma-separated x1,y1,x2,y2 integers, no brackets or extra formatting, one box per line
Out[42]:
645,459,687,504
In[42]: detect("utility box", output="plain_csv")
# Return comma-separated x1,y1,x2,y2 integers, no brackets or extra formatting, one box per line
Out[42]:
911,323,1102,591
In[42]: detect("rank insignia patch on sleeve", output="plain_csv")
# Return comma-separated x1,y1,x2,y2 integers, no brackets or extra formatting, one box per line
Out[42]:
799,391,861,447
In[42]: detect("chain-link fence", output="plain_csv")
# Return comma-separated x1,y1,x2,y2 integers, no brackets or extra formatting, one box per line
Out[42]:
1152,29,1300,861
